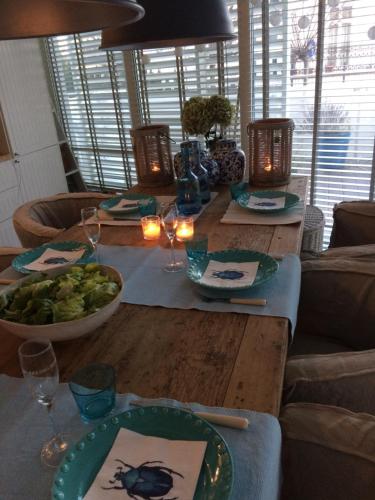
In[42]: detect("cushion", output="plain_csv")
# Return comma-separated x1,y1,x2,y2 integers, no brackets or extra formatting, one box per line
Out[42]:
296,258,375,350
284,349,375,414
288,332,353,356
330,201,375,248
321,243,375,262
280,403,375,500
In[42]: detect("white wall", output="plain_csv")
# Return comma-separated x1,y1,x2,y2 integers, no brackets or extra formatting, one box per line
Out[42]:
0,38,68,247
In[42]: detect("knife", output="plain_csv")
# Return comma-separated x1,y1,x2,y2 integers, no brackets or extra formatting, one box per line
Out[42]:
0,278,16,285
112,217,139,221
200,296,267,306
130,400,249,430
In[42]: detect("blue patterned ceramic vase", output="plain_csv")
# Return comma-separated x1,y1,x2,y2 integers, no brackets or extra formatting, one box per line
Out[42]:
212,139,245,184
174,140,220,187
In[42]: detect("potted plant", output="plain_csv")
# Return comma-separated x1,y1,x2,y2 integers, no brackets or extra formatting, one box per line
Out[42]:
179,95,244,184
301,103,351,169
181,95,234,150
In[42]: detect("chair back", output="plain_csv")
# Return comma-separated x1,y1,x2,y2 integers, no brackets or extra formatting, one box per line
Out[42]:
13,192,111,248
330,201,375,247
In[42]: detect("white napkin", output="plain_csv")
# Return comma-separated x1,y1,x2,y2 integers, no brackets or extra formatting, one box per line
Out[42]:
109,199,140,212
84,428,207,500
24,248,85,271
199,260,259,288
247,195,285,210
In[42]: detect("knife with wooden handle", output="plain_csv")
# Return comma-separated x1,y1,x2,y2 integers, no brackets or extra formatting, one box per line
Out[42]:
228,298,266,306
201,296,267,306
130,400,249,429
0,279,16,285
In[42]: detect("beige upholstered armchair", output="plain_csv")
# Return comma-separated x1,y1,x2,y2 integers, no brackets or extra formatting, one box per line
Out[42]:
13,192,111,248
280,402,375,500
329,200,375,248
290,256,375,356
280,202,375,500
281,256,375,500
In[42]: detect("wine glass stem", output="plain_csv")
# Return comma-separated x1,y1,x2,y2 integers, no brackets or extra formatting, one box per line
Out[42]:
169,238,177,265
46,402,61,438
92,242,98,263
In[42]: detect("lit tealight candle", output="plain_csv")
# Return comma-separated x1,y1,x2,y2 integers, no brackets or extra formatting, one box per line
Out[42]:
264,157,273,172
176,216,194,242
150,160,161,173
141,215,161,240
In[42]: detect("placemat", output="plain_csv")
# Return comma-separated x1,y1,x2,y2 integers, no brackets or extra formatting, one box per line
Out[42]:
221,200,305,225
0,245,301,335
80,193,218,226
0,375,282,500
98,245,301,335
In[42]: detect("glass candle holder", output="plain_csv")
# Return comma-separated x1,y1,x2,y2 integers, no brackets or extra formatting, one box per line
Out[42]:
141,215,161,240
175,216,194,242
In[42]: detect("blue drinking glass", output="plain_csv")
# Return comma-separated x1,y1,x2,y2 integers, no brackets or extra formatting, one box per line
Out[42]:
69,363,116,422
185,233,208,263
230,181,249,200
139,198,157,216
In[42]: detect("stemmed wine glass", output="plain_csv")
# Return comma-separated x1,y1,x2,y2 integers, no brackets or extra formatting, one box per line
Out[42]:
81,207,101,262
18,338,69,468
160,203,185,272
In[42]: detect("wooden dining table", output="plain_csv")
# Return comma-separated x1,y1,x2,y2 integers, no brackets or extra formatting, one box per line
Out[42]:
0,176,307,417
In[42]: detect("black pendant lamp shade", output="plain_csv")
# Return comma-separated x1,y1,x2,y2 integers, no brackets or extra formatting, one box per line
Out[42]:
0,0,144,40
101,0,236,50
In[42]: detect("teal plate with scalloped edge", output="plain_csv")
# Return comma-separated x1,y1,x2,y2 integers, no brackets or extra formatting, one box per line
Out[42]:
51,406,233,500
187,249,279,291
12,241,93,275
237,190,300,214
99,194,156,216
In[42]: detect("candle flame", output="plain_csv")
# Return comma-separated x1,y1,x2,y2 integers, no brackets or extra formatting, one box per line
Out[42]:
264,158,272,172
151,161,161,172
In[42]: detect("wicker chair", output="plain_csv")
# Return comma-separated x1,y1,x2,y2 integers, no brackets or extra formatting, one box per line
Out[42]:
301,205,325,254
13,192,111,248
0,247,28,272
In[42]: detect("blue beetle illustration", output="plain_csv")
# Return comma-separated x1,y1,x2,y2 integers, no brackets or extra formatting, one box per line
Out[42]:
102,459,184,499
213,270,245,280
43,257,69,264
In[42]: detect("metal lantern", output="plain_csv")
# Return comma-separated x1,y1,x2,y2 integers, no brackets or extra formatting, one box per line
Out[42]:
247,118,295,187
130,124,175,187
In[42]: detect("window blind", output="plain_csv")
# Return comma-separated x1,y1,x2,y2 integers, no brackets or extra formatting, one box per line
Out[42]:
46,0,375,246
46,33,135,190
258,0,375,243
131,0,241,153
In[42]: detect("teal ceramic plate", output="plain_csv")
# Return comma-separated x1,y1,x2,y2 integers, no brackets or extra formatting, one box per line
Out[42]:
12,241,93,274
99,194,156,215
237,190,300,214
187,249,278,291
51,406,233,500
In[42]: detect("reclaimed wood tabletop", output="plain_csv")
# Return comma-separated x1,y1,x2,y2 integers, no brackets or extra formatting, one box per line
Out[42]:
0,177,308,416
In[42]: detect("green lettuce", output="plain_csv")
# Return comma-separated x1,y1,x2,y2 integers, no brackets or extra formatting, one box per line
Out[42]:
0,264,120,325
